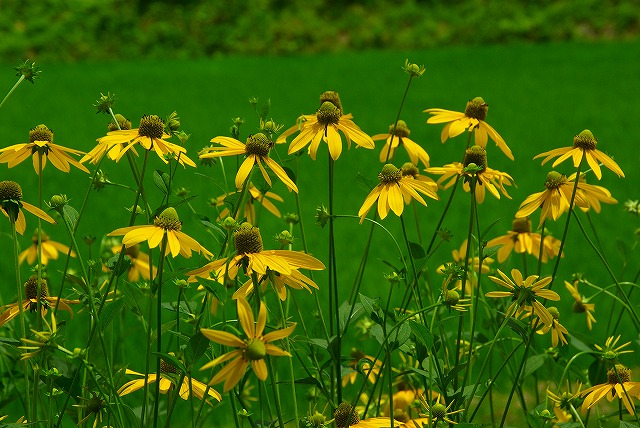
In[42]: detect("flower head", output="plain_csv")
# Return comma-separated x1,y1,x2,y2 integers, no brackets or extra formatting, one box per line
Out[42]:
536,307,569,347
0,124,89,174
594,335,633,363
200,132,297,192
277,91,375,160
19,228,75,266
564,280,595,330
425,97,513,160
111,244,157,282
534,129,624,180
213,183,283,224
437,239,493,296
200,298,295,392
373,120,430,167
581,364,640,415
0,180,55,235
15,59,42,83
342,349,382,387
107,207,212,259
487,217,561,263
81,114,134,165
358,164,438,223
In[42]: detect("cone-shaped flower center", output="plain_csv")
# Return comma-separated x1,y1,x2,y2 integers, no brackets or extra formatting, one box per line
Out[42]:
393,409,410,423
160,359,178,374
29,124,53,143
511,217,532,234
308,412,327,427
463,145,487,172
244,339,267,361
87,396,104,414
401,162,419,178
319,90,343,114
138,115,164,139
334,402,360,427
572,300,586,313
547,306,560,320
234,222,263,254
378,164,402,184
316,101,341,126
432,403,447,419
25,275,49,300
0,180,23,201
245,133,271,157
544,171,567,190
389,120,410,138
573,129,597,150
464,97,488,121
153,207,182,231
108,114,132,132
31,229,50,245
445,290,460,306
607,365,631,384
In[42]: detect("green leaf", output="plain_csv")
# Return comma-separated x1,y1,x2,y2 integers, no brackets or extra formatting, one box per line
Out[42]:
185,331,210,365
356,172,375,192
619,421,640,428
0,337,21,346
282,166,296,186
295,376,323,387
153,169,171,195
389,322,411,349
523,354,547,379
99,299,124,331
506,317,528,340
370,325,384,346
106,254,131,278
479,217,502,242
588,359,607,386
308,338,328,350
258,98,271,120
222,192,241,213
339,301,363,331
409,320,434,349
408,241,426,260
359,294,380,319
120,281,146,316
62,205,79,230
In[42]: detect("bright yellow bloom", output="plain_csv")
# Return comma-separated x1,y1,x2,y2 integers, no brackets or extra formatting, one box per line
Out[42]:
425,97,513,160
232,268,319,301
486,268,559,327
342,349,383,387
373,120,430,167
535,129,624,180
536,307,568,347
111,244,157,282
87,115,196,167
564,280,595,330
516,171,617,228
214,183,283,223
358,164,438,223
547,382,582,425
0,275,80,327
487,217,561,263
80,114,134,165
426,146,514,203
594,335,633,361
581,364,640,415
277,91,375,160
187,222,324,283
0,124,89,174
19,228,75,265
118,365,221,403
200,133,297,192
200,298,295,392
108,207,212,259
0,180,56,235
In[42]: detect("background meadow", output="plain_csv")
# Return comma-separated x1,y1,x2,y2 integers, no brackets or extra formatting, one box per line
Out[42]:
0,37,639,425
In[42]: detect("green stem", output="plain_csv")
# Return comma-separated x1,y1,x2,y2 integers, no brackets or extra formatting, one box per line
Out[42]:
276,297,299,424
0,75,25,110
327,156,342,405
152,235,169,428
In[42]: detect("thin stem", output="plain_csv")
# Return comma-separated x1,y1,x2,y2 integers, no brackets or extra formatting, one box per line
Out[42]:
152,235,169,428
0,75,25,110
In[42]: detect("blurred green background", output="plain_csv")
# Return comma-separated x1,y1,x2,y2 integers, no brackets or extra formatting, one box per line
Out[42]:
0,0,639,424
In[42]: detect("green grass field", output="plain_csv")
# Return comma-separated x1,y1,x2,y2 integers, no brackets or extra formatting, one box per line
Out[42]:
0,39,639,424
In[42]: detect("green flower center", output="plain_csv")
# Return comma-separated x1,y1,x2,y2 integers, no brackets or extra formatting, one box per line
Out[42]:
511,217,532,234
544,171,567,190
25,275,49,300
108,114,132,132
244,339,266,361
138,115,165,139
547,306,560,320
389,120,410,138
573,129,597,151
378,164,402,184
0,180,23,201
319,90,343,114
234,222,264,254
86,396,104,414
607,365,631,384
401,162,419,178
153,207,182,231
244,133,271,157
316,101,341,126
445,290,460,306
432,403,447,419
394,409,410,423
464,97,488,121
572,300,586,313
307,412,327,427
29,124,53,143
463,145,487,172
334,402,360,428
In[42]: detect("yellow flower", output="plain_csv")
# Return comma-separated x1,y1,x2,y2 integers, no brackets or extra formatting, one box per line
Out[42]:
200,133,297,192
486,268,559,326
200,298,295,392
80,114,134,165
19,311,60,360
342,348,383,387
88,115,196,167
486,217,561,263
0,275,80,327
0,124,89,174
564,280,595,330
581,364,640,415
111,244,157,282
536,307,568,347
118,364,221,403
108,207,212,259
18,228,75,265
187,222,324,283
373,120,430,167
232,268,319,301
358,164,438,223
437,239,493,295
399,162,439,202
534,130,624,180
594,335,633,362
516,171,617,228
214,183,283,224
425,97,513,160
426,146,514,203
0,180,56,235
277,91,375,160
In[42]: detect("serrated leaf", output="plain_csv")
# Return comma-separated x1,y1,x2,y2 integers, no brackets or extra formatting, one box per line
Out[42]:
153,169,171,195
99,299,124,331
409,320,434,349
619,421,640,428
339,301,363,331
359,294,380,319
252,171,270,194
309,338,328,350
258,98,271,120
370,324,385,345
389,322,411,349
62,205,79,230
405,256,428,286
523,354,547,379
186,331,210,364
106,254,131,278
120,281,146,316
